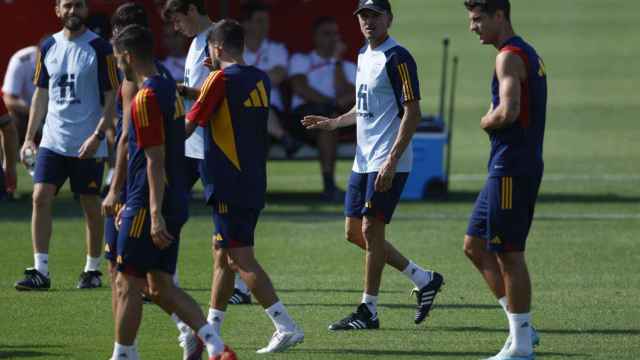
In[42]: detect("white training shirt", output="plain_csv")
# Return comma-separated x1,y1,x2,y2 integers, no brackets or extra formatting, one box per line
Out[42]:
243,39,288,111
35,30,118,158
184,24,213,160
288,51,356,110
353,36,421,173
2,46,37,107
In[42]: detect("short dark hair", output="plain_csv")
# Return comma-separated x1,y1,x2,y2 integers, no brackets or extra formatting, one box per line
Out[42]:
111,2,148,32
162,0,206,20
241,1,270,22
56,0,87,6
312,16,337,33
464,0,511,22
112,24,154,61
209,19,245,55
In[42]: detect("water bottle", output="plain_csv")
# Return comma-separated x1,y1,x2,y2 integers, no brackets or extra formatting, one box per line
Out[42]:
23,147,36,177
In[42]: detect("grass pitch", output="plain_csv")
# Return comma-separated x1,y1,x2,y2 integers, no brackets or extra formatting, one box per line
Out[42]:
1,1,639,359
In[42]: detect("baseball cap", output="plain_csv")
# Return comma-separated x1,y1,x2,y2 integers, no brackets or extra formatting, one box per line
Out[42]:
353,0,392,16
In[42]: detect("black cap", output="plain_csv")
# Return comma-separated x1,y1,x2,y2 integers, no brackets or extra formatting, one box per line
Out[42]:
353,0,392,16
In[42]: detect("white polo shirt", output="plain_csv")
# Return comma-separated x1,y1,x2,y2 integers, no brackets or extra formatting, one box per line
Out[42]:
2,46,37,107
288,51,356,110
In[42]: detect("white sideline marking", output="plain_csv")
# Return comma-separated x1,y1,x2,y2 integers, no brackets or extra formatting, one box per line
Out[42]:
263,212,640,221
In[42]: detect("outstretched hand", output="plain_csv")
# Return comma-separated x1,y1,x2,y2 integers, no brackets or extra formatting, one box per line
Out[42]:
301,115,337,131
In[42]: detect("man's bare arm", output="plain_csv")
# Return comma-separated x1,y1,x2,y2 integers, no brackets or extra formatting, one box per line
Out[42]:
481,51,526,130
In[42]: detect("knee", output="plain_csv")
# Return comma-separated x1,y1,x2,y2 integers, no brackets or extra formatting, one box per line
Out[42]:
345,227,362,245
362,220,382,248
115,274,135,299
463,235,485,261
32,189,53,209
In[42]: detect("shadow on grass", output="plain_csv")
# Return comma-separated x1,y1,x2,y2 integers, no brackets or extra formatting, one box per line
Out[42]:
0,345,65,358
435,325,640,336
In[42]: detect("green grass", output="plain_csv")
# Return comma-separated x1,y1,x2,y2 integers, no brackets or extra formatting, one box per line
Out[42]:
1,0,640,359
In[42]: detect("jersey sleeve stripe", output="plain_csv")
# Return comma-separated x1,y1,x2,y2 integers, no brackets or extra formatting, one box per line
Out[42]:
399,63,414,101
33,51,42,86
197,71,222,103
106,55,120,89
403,63,416,100
397,63,410,101
175,94,185,118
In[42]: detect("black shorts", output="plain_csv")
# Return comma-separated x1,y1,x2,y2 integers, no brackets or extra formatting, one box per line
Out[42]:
466,175,542,252
211,200,260,250
345,171,409,224
33,147,105,195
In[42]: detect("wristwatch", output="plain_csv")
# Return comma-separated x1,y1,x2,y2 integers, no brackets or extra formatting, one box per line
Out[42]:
94,130,106,140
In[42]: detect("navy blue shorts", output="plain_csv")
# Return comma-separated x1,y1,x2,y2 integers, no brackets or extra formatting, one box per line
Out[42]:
33,147,105,195
345,171,409,224
104,202,125,263
211,200,260,250
185,157,204,191
466,175,542,253
116,207,184,277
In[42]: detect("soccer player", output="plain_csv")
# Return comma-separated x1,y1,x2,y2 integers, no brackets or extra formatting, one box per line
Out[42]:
2,43,38,146
101,3,202,359
462,1,547,359
185,19,304,353
302,0,444,330
109,24,235,360
15,0,117,291
163,0,252,306
0,94,18,200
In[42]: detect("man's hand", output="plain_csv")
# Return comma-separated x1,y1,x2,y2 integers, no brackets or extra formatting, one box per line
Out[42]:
19,140,36,166
150,214,174,250
301,115,337,131
102,190,119,217
78,134,101,159
374,159,397,193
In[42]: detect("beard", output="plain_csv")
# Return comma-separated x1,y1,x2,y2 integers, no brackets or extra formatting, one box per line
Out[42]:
62,14,85,32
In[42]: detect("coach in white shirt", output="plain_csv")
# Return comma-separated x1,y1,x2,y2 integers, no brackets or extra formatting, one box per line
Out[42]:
2,45,38,143
289,16,356,201
242,2,301,157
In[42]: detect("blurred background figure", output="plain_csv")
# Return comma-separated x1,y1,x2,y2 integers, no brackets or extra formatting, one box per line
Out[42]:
0,93,18,200
2,43,37,146
289,16,356,201
241,1,302,158
160,23,188,82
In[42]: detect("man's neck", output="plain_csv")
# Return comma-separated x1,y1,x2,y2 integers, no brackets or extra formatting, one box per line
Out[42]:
193,16,213,36
63,26,87,40
369,34,389,49
134,62,159,88
245,36,264,52
220,54,246,69
494,27,516,50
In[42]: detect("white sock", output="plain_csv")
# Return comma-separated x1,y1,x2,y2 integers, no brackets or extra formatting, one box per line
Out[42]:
498,296,509,315
172,269,180,286
402,261,431,289
34,253,49,276
234,273,249,294
507,312,533,356
171,313,190,334
207,308,225,336
265,301,296,332
361,293,378,316
112,342,137,359
105,168,114,186
84,256,101,272
197,323,224,357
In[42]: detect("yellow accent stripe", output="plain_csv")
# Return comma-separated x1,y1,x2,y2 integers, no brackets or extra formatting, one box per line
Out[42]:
397,64,409,100
106,55,120,89
175,94,185,118
243,98,253,107
398,63,414,101
501,177,506,210
250,89,262,107
134,208,147,238
508,177,513,209
197,71,222,103
129,211,142,237
33,50,42,85
403,63,416,100
211,99,241,170
256,80,269,107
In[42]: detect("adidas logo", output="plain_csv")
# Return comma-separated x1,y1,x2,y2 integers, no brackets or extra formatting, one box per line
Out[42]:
213,317,220,322
205,334,213,341
411,269,416,275
521,322,530,328
243,80,269,108
273,311,281,318
88,181,98,189
490,237,502,245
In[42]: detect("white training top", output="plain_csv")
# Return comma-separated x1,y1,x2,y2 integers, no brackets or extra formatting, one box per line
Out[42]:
35,30,118,158
184,25,213,160
288,51,356,110
353,36,421,173
243,39,288,111
2,46,37,107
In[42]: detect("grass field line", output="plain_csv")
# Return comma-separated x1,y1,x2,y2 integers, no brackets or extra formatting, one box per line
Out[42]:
451,174,640,182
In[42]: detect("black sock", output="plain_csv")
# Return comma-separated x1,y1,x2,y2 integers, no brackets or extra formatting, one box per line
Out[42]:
323,172,336,192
